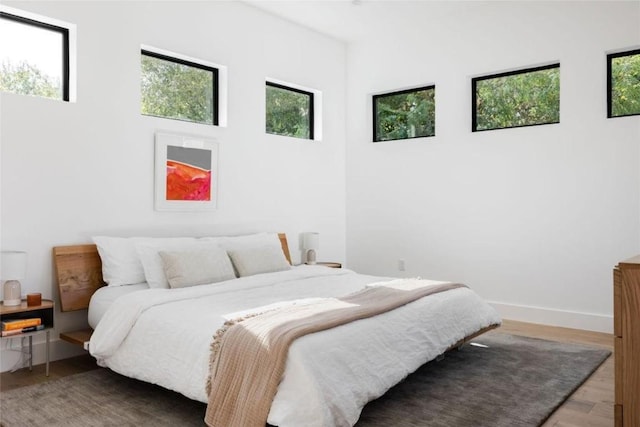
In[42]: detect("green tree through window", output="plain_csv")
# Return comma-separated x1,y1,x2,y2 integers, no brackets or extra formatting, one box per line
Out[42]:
0,61,60,99
141,50,217,125
0,11,69,101
473,64,560,131
373,86,435,142
609,50,640,118
265,82,313,139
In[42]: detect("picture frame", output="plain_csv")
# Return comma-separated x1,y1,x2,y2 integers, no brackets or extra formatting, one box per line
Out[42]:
154,132,218,211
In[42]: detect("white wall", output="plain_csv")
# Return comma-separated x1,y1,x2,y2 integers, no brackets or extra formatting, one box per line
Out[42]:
2,1,638,373
0,1,347,371
345,1,640,333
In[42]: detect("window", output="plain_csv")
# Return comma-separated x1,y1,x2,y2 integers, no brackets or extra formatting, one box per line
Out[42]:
608,49,640,118
373,85,435,142
472,64,560,132
265,81,314,140
141,49,218,125
0,11,70,101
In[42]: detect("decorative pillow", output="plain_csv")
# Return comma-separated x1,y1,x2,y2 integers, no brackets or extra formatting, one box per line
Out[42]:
160,247,236,289
92,236,148,286
136,239,219,289
228,245,291,277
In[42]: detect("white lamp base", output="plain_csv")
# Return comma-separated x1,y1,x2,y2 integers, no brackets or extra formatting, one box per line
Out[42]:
306,249,317,265
3,280,22,306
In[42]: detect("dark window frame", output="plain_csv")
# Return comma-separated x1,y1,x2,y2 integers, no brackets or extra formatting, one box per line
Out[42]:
471,63,560,132
607,48,640,119
0,11,70,101
265,81,315,140
141,49,219,126
372,85,436,142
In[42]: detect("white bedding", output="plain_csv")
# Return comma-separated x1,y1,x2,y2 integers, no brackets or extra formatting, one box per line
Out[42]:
87,283,149,329
89,266,501,427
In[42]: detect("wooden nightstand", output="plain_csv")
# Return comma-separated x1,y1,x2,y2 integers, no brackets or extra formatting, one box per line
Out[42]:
315,262,342,268
0,299,54,376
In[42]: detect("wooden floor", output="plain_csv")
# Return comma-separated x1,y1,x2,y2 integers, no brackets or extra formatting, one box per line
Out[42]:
0,320,614,426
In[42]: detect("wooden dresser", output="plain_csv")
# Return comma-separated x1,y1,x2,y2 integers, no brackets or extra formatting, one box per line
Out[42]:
614,255,640,426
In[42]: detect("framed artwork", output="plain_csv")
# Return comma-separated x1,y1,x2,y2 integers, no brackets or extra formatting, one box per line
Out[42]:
154,132,218,211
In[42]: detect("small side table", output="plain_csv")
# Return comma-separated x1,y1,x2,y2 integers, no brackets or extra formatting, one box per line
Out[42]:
0,299,54,376
315,262,342,269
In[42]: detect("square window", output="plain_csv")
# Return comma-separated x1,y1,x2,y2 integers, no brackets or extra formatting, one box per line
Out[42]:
265,82,314,140
141,49,218,126
472,64,560,132
608,49,640,118
373,86,435,142
0,11,70,101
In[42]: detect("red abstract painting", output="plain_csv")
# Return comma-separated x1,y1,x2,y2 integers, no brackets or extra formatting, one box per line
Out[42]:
166,160,211,201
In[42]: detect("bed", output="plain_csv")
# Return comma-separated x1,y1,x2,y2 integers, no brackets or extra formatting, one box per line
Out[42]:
53,232,501,427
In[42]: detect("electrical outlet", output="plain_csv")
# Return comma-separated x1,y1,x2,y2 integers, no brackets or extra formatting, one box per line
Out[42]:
398,259,406,271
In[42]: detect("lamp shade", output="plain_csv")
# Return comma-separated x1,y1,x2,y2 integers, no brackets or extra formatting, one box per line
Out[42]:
1,251,27,281
302,232,319,250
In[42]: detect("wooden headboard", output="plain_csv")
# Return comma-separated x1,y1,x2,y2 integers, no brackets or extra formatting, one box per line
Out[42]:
53,233,292,312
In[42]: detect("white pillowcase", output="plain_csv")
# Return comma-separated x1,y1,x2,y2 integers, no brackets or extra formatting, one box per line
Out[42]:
217,232,282,252
93,233,283,287
228,245,291,277
136,239,223,289
159,247,236,289
93,236,148,286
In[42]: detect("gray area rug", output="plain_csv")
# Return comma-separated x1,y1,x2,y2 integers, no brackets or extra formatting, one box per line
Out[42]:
0,333,610,427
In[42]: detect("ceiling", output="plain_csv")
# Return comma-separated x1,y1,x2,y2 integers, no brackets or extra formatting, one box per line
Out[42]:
244,0,446,44
245,1,603,45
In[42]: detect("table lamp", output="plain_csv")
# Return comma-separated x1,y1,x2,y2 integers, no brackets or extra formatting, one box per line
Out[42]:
302,232,319,265
2,251,27,306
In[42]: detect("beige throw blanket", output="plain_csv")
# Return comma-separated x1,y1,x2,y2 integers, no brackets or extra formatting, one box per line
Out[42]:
204,280,465,427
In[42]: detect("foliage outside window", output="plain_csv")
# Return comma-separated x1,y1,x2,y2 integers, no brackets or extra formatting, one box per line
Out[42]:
472,64,560,132
608,49,640,118
0,11,69,101
265,82,314,140
373,86,435,142
141,50,218,125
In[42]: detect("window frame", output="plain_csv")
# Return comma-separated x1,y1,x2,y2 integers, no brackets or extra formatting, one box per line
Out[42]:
607,48,640,119
0,10,70,101
265,81,315,140
471,63,560,132
141,49,219,126
372,85,436,143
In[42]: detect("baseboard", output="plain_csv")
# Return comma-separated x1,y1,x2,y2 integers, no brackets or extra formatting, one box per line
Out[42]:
1,336,87,373
489,301,613,334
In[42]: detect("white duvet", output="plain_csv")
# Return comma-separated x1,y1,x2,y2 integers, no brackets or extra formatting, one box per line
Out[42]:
90,266,501,427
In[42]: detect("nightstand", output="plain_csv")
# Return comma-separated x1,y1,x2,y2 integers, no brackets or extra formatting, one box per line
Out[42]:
315,262,342,268
0,299,53,376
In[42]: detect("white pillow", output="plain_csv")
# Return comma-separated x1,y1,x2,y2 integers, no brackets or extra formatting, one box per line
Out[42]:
93,236,148,286
160,247,236,289
93,233,282,286
228,246,291,277
218,232,282,252
137,239,221,289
